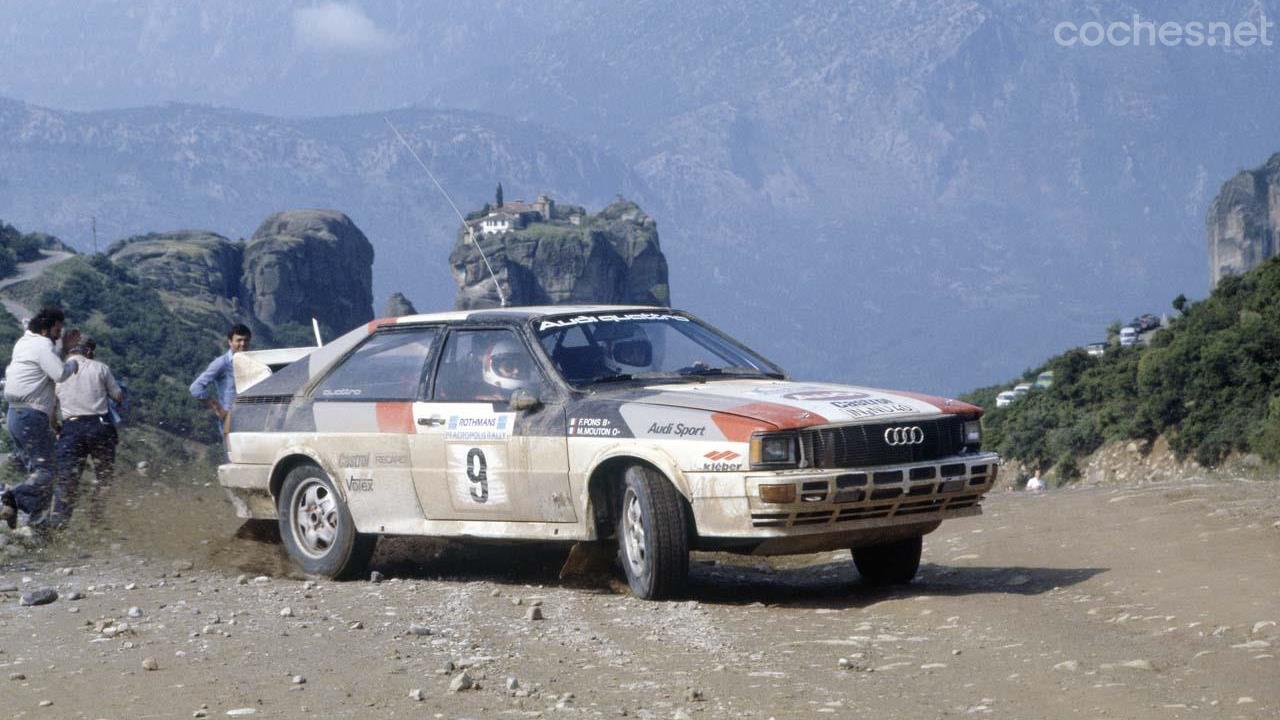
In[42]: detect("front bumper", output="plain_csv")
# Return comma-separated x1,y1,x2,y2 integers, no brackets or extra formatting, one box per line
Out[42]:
685,452,999,554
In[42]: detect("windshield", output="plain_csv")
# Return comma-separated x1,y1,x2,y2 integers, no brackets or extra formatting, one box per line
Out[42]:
535,311,784,387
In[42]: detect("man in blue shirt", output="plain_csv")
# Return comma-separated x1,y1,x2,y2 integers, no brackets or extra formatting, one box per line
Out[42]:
190,324,252,445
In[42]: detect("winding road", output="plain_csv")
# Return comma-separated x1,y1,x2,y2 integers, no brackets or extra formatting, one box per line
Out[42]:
0,250,75,322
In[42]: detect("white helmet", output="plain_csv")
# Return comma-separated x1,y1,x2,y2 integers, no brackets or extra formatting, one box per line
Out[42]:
483,338,534,391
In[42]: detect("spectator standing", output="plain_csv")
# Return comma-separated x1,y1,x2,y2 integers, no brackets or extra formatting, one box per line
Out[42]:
48,338,123,527
190,324,251,446
1,306,80,529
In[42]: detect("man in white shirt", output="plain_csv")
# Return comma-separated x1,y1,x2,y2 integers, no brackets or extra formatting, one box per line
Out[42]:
48,338,124,528
1,306,80,529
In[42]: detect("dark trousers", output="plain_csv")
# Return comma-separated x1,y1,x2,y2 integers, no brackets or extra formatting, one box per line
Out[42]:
5,406,57,516
50,415,118,525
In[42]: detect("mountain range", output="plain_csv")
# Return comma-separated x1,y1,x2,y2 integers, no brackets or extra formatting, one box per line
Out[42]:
2,0,1278,394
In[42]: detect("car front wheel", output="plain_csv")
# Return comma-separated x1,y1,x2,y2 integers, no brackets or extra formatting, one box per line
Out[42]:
617,465,689,600
853,535,923,586
278,463,376,579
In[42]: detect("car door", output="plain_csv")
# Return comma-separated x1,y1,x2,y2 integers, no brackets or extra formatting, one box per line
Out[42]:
409,326,576,523
308,325,441,534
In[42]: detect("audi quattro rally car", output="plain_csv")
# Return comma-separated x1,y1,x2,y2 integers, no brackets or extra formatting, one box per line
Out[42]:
220,305,998,599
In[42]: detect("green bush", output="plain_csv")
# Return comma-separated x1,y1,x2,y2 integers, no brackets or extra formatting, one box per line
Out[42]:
965,256,1280,469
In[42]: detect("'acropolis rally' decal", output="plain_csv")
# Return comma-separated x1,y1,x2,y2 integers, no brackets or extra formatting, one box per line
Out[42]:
445,411,516,441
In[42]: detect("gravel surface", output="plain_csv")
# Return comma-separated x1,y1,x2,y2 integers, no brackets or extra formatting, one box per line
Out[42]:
1,473,1277,718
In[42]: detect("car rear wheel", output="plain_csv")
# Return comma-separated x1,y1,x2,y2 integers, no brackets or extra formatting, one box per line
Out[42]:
617,465,689,600
278,463,376,579
853,535,923,586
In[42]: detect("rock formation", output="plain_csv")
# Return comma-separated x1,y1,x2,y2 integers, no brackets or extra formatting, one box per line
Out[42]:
107,210,375,337
241,210,375,333
450,198,670,309
384,292,418,317
107,231,247,327
1207,153,1280,288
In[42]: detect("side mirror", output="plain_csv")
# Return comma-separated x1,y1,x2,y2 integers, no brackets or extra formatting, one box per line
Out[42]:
510,388,542,412
611,338,653,367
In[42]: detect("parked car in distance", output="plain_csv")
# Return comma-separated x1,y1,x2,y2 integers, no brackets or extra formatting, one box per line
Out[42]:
219,306,999,599
1034,371,1054,389
1013,383,1033,396
1133,314,1161,333
1085,342,1106,357
1119,326,1139,347
995,390,1018,408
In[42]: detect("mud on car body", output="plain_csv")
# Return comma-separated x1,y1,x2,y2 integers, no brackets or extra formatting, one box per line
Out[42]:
220,305,999,599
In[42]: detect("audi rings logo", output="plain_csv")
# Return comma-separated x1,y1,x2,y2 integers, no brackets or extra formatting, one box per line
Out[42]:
884,426,925,446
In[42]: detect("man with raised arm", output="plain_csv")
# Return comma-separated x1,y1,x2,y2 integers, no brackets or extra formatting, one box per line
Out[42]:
1,306,81,529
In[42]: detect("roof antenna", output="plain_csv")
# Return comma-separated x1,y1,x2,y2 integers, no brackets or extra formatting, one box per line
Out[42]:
311,317,324,347
384,117,507,307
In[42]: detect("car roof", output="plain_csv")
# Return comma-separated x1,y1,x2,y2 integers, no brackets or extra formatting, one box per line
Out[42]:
386,304,671,325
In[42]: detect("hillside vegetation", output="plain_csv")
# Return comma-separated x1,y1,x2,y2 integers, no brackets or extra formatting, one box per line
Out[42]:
964,256,1280,478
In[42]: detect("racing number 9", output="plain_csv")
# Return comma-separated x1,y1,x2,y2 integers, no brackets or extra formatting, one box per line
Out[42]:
466,448,488,503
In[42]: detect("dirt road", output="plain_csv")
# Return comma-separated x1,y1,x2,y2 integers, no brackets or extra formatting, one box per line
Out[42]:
0,251,75,321
1,475,1277,719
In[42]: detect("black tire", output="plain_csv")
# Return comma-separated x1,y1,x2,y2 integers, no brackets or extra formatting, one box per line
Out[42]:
616,465,690,600
853,535,923,586
277,463,376,579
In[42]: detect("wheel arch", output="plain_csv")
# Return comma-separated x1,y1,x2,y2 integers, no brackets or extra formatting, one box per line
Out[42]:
269,446,335,505
583,448,692,541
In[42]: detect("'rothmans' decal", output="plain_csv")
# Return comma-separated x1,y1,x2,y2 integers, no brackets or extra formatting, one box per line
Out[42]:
445,413,515,442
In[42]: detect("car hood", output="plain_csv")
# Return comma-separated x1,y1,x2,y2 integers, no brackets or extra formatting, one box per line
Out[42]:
601,379,981,431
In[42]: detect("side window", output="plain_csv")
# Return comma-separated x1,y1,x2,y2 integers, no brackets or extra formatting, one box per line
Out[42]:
313,328,439,401
432,329,546,406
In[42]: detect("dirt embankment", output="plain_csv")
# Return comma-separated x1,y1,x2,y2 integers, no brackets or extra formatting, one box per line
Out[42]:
998,435,1276,490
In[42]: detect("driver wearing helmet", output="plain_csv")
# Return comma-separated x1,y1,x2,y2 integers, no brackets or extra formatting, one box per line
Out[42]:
480,338,534,401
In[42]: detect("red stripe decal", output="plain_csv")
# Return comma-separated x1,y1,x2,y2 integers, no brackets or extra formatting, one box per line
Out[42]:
367,317,397,333
375,402,415,433
884,389,984,418
710,409,783,443
722,402,829,432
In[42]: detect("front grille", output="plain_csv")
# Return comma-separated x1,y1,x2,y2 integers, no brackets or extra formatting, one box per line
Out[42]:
798,416,967,469
749,458,994,528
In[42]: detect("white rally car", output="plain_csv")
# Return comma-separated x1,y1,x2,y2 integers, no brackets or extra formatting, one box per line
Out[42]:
221,306,998,599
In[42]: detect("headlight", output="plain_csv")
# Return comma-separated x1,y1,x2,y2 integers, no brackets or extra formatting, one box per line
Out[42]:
963,419,982,447
750,431,799,468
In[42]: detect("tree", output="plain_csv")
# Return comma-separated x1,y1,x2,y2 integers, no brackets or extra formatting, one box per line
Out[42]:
495,182,504,208
1172,293,1187,314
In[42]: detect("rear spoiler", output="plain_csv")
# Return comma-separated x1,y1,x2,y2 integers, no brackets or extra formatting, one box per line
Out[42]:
233,347,317,393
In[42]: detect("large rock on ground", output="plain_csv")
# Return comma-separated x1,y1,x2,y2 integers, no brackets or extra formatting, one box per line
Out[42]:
107,231,246,325
242,210,374,333
451,199,669,309
1207,152,1280,288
